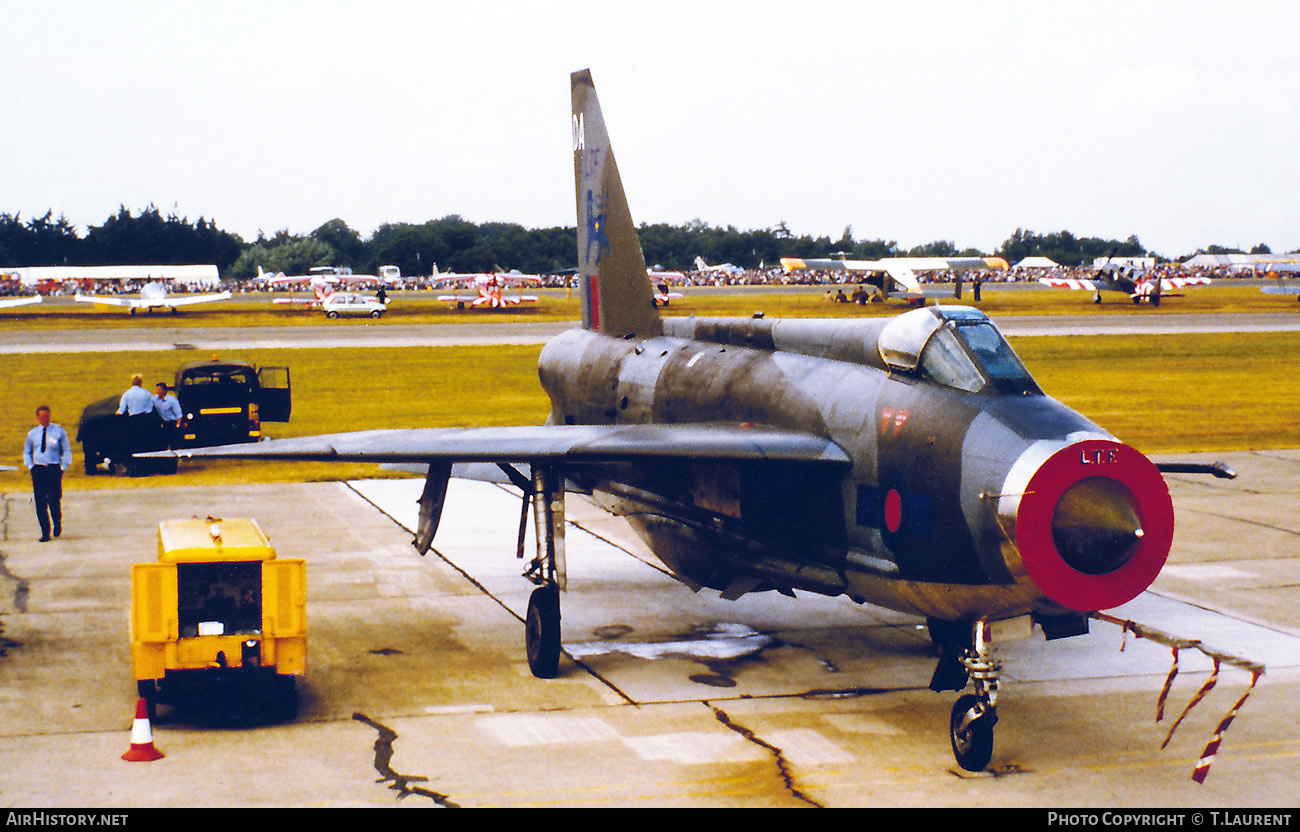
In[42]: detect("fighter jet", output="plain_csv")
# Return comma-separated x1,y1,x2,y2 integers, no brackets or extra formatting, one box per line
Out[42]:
145,70,1233,771
693,256,744,275
0,295,41,310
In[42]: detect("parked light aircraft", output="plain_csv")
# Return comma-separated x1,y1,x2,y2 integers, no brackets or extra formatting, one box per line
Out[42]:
780,255,1008,303
0,296,42,310
432,267,542,309
259,266,379,307
74,281,231,314
693,256,744,275
648,268,685,306
1038,260,1211,305
145,70,1235,772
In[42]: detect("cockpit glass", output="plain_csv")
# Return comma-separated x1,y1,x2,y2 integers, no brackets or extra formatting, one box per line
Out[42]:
957,322,1036,386
919,327,986,393
918,321,1041,395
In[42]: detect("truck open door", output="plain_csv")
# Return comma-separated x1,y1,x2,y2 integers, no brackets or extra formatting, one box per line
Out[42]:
257,366,292,423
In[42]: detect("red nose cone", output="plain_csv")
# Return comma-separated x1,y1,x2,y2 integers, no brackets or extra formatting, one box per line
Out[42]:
1016,439,1173,611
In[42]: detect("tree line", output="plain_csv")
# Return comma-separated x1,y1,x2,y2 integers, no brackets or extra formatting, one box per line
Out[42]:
0,205,1272,280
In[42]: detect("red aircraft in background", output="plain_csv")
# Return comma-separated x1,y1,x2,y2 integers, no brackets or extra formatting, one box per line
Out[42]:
433,267,543,309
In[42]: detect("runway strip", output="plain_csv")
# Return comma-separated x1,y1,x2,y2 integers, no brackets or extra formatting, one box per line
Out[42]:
2,312,1298,354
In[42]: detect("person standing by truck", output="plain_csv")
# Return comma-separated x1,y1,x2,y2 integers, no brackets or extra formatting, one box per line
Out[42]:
151,382,182,447
117,374,153,417
117,373,158,475
23,405,71,542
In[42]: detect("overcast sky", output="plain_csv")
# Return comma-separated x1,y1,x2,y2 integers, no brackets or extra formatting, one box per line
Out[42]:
5,1,1297,259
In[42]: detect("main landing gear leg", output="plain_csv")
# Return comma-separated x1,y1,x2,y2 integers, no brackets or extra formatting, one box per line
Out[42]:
521,465,566,678
949,619,1000,772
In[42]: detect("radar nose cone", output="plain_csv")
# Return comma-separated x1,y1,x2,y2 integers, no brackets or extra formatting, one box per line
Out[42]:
1051,477,1144,576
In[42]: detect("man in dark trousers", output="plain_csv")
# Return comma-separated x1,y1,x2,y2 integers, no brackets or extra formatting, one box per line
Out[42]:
23,405,71,542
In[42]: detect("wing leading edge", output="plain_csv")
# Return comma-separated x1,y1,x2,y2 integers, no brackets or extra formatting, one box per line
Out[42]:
145,423,852,467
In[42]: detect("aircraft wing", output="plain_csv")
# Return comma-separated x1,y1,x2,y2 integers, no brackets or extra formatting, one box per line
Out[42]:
74,293,132,307
0,296,41,309
1262,284,1300,295
499,272,544,285
487,295,540,304
153,291,233,306
430,273,480,284
1157,276,1211,290
437,293,540,305
1038,277,1098,291
143,423,852,468
265,274,316,286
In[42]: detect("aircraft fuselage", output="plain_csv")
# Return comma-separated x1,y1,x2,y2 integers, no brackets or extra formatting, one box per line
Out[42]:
538,309,1173,624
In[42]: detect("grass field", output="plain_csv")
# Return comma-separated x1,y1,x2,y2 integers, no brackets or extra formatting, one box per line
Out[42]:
2,324,1297,492
1,282,1297,332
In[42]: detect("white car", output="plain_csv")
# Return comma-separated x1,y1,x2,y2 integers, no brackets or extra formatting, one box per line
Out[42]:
322,292,386,319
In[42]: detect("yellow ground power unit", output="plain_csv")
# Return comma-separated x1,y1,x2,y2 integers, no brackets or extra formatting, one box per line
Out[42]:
131,518,305,720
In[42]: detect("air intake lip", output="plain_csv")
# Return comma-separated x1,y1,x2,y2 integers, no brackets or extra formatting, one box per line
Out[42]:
1015,440,1173,611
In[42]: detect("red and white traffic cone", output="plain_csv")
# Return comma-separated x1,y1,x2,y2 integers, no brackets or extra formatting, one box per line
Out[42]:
121,698,164,762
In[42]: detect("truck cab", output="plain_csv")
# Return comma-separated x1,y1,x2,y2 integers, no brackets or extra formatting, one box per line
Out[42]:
174,357,292,447
131,518,306,720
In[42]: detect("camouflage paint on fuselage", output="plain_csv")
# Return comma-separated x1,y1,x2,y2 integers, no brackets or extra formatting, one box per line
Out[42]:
537,307,1117,621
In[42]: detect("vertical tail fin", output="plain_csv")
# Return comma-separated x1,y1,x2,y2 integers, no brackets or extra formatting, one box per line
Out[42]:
571,69,661,338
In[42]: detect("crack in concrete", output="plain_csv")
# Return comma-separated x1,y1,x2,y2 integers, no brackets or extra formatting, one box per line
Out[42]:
708,704,823,808
352,712,459,807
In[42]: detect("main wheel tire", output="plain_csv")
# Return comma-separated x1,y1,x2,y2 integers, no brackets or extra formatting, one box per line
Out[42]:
950,693,996,772
525,585,561,679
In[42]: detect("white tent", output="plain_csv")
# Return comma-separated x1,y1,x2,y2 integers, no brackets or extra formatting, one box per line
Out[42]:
1182,253,1300,270
7,264,221,288
1013,256,1059,269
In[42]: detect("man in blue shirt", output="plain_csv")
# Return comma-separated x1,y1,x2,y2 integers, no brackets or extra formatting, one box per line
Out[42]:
117,374,157,475
152,382,183,447
117,374,153,416
23,405,71,542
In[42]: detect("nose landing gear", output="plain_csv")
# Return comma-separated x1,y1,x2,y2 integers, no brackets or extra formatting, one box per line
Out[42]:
932,618,1003,772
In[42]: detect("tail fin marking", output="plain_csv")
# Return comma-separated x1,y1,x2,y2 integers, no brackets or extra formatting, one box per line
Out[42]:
571,69,661,338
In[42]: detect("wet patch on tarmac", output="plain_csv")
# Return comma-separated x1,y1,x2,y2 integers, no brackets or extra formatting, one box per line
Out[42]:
567,622,783,688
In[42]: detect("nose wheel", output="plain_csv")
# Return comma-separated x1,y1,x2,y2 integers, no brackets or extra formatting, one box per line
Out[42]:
950,693,997,772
